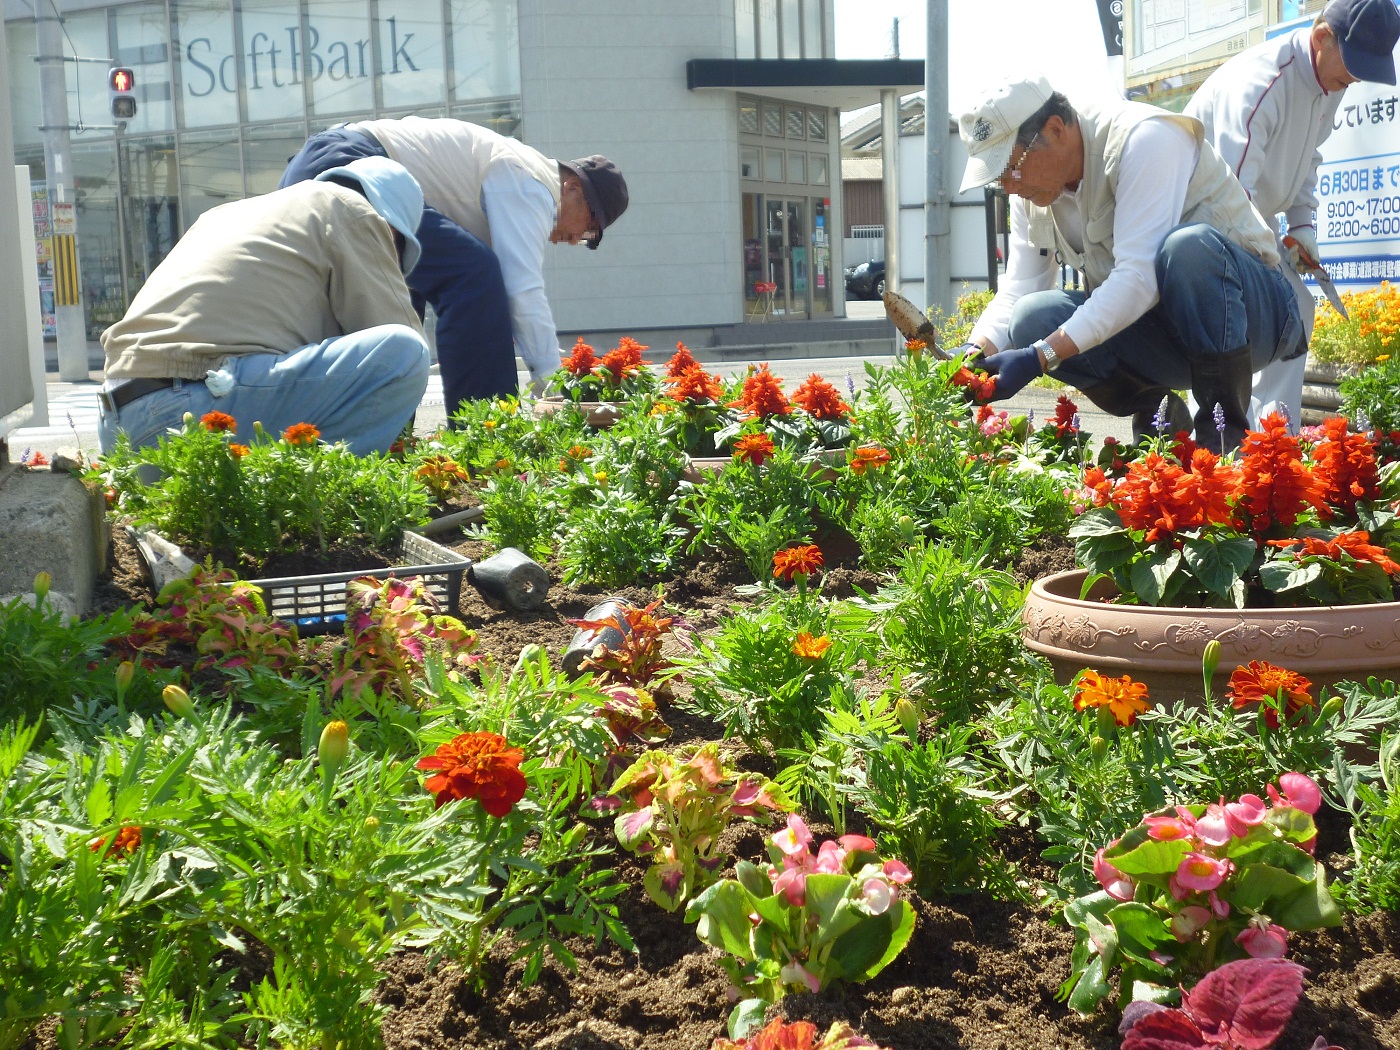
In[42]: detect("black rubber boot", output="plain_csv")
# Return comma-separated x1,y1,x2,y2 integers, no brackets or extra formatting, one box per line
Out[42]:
1130,393,1192,444
1187,346,1254,453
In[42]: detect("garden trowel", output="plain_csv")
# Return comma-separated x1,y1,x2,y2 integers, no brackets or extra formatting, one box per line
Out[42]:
882,290,950,359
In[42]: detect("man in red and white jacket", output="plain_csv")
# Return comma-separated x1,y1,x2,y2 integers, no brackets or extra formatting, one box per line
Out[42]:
1186,0,1400,431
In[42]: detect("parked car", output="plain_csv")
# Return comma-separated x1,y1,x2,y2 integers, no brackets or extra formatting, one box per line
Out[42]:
844,259,885,301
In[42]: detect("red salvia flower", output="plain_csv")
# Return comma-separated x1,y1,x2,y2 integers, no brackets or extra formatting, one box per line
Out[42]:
792,632,832,659
1311,416,1380,516
732,364,791,418
665,341,700,377
201,411,237,433
562,337,598,376
1237,412,1327,531
416,731,527,816
950,366,997,401
1170,448,1238,530
665,364,724,403
600,336,646,383
1083,466,1115,507
773,544,824,582
90,825,142,856
790,373,852,420
282,422,321,446
1268,531,1400,574
733,433,776,465
1052,394,1079,437
1112,453,1190,542
1228,661,1315,728
849,446,892,474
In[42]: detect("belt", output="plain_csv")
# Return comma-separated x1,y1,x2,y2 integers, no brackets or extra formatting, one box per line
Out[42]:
100,377,178,413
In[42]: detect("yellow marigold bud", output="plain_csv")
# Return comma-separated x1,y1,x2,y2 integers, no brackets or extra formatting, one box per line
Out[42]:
114,661,135,693
318,721,350,779
1091,735,1109,760
162,684,195,719
483,420,497,430
1320,696,1344,722
32,572,51,602
594,471,609,485
894,697,920,739
1202,639,1222,684
364,816,380,830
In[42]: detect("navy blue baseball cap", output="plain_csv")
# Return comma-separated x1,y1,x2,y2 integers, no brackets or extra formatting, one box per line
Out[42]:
1324,0,1400,85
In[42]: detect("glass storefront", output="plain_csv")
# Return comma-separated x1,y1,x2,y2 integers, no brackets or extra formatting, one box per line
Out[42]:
5,0,523,336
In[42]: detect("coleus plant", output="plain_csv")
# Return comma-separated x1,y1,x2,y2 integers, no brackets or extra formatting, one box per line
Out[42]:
1062,772,1342,1015
566,596,694,692
710,1018,889,1050
589,743,793,912
1118,958,1342,1050
686,814,915,1039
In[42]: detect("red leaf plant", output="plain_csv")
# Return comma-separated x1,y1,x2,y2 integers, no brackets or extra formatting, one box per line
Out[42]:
1119,958,1341,1050
565,596,694,691
416,731,527,816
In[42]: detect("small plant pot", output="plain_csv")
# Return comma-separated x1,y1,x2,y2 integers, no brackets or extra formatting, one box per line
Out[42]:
681,447,845,484
531,397,624,428
467,547,550,612
562,596,633,677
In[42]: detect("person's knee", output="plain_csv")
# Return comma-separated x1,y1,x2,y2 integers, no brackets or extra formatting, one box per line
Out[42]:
1008,291,1075,346
1156,223,1224,284
376,325,430,379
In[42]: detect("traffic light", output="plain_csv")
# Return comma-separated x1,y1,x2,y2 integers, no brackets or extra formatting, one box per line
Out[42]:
108,67,136,121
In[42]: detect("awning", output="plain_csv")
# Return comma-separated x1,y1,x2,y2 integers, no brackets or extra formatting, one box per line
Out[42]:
686,58,926,110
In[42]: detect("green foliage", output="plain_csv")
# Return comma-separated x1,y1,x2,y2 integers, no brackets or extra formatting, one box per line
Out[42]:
558,492,685,589
1338,733,1400,913
1340,356,1400,433
468,469,560,561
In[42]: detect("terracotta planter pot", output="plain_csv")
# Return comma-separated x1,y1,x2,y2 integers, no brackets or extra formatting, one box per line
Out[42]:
681,448,845,484
531,397,624,428
1022,568,1400,702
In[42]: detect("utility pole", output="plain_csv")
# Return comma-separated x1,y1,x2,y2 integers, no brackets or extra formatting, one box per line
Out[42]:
36,1,90,381
925,0,952,318
880,88,900,296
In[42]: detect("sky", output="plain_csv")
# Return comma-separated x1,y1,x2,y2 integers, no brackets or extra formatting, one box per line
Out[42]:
832,0,1122,115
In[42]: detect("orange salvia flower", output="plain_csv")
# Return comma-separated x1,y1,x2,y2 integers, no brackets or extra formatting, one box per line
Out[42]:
562,337,598,376
1111,453,1188,542
416,731,527,815
201,411,237,433
1269,531,1400,574
1237,412,1326,530
600,336,646,383
849,446,892,474
1311,416,1380,515
1170,448,1238,530
773,544,823,582
665,365,724,403
732,364,791,418
282,422,321,446
792,632,832,659
1073,668,1150,727
733,433,776,465
790,374,851,420
90,825,142,856
1227,660,1315,728
665,341,700,377
1083,466,1114,507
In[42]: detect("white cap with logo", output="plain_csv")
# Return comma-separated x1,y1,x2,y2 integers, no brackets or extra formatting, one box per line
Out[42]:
958,76,1055,193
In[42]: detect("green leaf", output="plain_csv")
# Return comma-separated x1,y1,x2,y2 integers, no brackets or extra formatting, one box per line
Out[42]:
1130,549,1183,606
1105,902,1174,964
1070,508,1129,539
1066,954,1111,1016
1229,863,1308,913
1270,864,1343,930
1181,537,1255,597
728,998,769,1041
1084,911,1118,972
827,900,916,983
1259,559,1323,594
1109,837,1191,877
1064,890,1117,929
687,880,757,959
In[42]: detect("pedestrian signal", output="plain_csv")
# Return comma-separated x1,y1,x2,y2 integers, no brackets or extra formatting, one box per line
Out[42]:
108,67,136,120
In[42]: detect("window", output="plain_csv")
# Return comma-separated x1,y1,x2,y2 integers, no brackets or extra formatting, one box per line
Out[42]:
451,0,521,103
764,148,784,182
179,128,242,225
810,153,828,185
238,0,306,123
757,0,778,58
738,97,759,134
173,0,240,128
762,101,782,136
787,151,805,183
807,107,827,141
113,3,175,134
377,0,446,109
780,0,800,57
803,0,824,58
244,122,309,196
740,146,760,179
309,0,376,117
735,0,756,59
785,106,805,138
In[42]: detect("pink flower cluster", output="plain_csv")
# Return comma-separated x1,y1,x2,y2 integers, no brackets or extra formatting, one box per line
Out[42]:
1093,773,1322,961
975,403,1011,437
765,815,912,913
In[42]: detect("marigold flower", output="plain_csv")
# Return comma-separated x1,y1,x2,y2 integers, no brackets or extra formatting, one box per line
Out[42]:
416,731,527,815
665,341,700,377
600,336,646,382
790,373,851,419
201,411,237,433
91,825,142,856
733,432,776,465
905,338,926,356
849,445,892,474
1238,412,1326,530
792,632,831,658
1311,416,1380,515
950,365,996,401
1227,660,1315,728
665,364,723,403
282,422,321,446
1073,668,1150,726
562,337,597,376
773,544,823,582
228,443,249,459
732,364,791,418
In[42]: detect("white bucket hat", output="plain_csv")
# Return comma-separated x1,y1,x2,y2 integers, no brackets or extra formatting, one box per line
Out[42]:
958,76,1055,193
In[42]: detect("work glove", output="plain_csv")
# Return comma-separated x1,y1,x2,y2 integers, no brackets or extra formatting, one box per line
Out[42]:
1285,224,1321,271
948,341,984,363
981,345,1043,400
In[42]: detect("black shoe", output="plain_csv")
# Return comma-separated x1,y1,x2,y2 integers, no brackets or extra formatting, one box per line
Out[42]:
1187,346,1254,453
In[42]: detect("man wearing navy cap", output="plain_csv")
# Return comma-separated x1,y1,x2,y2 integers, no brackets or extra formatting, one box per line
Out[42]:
281,118,629,414
1188,0,1400,431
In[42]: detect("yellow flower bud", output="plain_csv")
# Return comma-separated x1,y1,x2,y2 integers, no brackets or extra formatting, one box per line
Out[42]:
1320,696,1344,722
318,721,350,779
1202,639,1222,683
895,697,920,739
114,661,135,693
32,572,51,602
182,412,196,427
1091,735,1109,760
364,816,380,830
162,684,195,719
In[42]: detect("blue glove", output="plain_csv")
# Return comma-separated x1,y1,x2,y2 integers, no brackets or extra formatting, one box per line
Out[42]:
981,345,1043,400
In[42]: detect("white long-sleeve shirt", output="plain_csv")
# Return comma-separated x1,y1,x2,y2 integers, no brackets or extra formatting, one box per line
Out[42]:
969,118,1198,353
1185,27,1340,230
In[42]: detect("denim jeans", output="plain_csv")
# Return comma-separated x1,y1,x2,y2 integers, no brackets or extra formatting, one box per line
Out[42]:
281,127,518,413
1008,223,1304,395
97,325,429,456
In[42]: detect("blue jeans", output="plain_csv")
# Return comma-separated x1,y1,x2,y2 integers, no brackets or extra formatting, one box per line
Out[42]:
280,127,518,413
1009,223,1304,397
97,325,429,456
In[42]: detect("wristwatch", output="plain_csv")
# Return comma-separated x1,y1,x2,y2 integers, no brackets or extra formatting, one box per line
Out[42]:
1032,338,1059,372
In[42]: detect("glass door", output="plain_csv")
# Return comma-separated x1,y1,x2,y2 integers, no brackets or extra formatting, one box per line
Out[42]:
763,196,809,319
786,198,808,319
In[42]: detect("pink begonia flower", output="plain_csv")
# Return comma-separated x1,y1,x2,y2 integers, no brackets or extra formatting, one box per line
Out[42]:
814,840,847,874
1144,814,1196,842
1267,772,1322,816
861,877,893,915
883,859,913,884
1209,891,1231,919
1174,852,1234,893
1235,915,1289,959
773,866,807,906
1094,847,1136,902
1170,905,1213,942
1225,794,1267,838
979,410,1010,437
1195,803,1233,848
780,960,821,993
839,834,878,853
772,814,814,856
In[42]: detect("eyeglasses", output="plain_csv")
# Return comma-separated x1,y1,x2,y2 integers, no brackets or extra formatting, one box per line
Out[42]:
993,131,1042,193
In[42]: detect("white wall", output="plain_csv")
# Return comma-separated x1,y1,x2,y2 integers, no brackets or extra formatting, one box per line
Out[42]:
0,19,36,436
520,0,743,333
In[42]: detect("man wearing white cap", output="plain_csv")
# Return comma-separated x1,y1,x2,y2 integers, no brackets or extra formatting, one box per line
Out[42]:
1187,0,1400,432
98,156,429,455
953,77,1304,450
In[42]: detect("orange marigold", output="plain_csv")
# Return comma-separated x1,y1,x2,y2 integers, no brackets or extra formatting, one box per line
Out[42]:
950,366,997,401
282,422,321,446
665,341,700,377
90,825,142,856
849,446,892,474
792,632,832,659
790,373,851,420
600,336,646,383
562,337,598,376
665,364,724,403
1238,412,1327,530
228,443,250,459
1311,416,1380,515
1073,668,1151,727
416,731,527,815
201,411,237,433
734,432,776,465
773,544,823,582
1268,530,1400,574
732,364,791,418
1227,660,1315,728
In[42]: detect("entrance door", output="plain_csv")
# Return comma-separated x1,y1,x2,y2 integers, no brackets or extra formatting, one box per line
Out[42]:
763,197,808,319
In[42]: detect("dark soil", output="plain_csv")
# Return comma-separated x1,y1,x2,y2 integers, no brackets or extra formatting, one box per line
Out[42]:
84,526,1400,1050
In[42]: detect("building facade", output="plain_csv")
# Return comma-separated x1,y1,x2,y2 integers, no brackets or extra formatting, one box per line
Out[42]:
4,0,915,342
